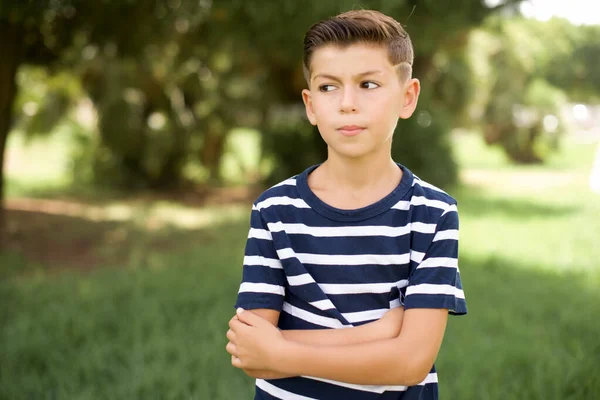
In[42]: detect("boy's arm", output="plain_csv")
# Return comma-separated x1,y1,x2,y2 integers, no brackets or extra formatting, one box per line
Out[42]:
256,307,404,345
229,204,465,385
231,307,446,386
236,309,290,380
237,307,404,380
232,203,407,380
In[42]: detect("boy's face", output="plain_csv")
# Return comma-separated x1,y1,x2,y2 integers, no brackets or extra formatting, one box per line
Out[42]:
302,43,420,160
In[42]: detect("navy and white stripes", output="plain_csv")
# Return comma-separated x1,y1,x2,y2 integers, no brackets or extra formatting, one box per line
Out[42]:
236,163,467,400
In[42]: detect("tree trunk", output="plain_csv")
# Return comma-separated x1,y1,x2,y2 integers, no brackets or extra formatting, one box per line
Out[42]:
0,21,22,248
201,115,227,182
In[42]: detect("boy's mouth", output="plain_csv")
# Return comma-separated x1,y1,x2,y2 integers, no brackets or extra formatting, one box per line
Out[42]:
337,125,366,137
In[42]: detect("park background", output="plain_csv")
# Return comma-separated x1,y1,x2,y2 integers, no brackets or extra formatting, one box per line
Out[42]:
1,0,599,399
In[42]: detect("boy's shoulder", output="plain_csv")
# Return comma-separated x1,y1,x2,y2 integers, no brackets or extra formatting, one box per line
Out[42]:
252,174,302,210
404,171,458,226
409,172,458,209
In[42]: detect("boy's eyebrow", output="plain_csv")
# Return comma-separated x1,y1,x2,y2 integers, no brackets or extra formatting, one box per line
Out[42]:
312,70,383,83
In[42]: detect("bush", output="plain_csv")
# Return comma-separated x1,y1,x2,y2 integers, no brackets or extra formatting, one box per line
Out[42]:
393,99,458,189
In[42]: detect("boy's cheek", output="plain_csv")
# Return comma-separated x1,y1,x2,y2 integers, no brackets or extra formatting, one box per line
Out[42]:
305,104,319,125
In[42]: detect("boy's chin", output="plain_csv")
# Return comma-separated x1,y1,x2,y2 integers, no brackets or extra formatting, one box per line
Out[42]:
328,144,378,160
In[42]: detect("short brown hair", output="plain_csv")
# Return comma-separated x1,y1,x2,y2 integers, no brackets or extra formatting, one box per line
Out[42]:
302,10,414,84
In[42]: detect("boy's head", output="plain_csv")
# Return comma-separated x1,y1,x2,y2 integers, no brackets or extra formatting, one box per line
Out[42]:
303,10,414,84
301,10,420,160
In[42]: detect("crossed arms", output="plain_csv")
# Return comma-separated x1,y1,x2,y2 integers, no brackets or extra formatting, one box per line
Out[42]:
225,306,448,386
227,203,460,385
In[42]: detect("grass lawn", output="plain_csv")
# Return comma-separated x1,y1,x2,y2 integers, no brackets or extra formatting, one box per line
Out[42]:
1,132,599,399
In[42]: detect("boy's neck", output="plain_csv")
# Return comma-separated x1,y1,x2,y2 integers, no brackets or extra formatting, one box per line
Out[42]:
320,148,401,193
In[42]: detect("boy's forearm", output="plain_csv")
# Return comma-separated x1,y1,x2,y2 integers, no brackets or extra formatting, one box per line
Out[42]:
281,319,394,346
241,317,399,380
234,308,404,381
243,320,396,380
273,338,425,386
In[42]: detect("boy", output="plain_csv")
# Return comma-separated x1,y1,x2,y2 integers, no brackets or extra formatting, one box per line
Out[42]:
226,9,466,399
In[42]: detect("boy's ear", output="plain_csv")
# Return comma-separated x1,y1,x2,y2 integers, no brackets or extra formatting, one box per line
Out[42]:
399,78,420,120
302,89,318,126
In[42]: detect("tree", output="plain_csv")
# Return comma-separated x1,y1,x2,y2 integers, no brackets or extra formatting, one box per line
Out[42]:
543,21,600,103
1,0,527,247
0,0,215,244
0,1,75,246
467,16,595,163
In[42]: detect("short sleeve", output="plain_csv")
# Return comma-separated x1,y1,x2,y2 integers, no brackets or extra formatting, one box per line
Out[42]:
403,204,467,315
234,205,286,311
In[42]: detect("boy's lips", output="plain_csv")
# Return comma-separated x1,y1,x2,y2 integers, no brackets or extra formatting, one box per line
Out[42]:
337,125,366,136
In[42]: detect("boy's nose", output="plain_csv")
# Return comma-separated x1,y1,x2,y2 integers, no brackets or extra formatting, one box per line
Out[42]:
340,88,358,113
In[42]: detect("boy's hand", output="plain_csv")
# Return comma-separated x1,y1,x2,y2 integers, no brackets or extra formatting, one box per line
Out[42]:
226,308,286,371
375,307,405,338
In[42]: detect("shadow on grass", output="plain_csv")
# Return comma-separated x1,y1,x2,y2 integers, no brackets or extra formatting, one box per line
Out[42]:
451,184,579,219
0,203,249,279
7,176,264,209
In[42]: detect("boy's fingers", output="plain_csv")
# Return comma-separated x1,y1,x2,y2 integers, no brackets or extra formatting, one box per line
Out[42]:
236,308,264,327
229,318,247,332
226,329,237,342
231,355,243,368
225,341,238,356
228,315,239,329
229,314,252,330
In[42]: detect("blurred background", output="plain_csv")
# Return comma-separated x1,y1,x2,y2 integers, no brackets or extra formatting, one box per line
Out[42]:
0,0,599,398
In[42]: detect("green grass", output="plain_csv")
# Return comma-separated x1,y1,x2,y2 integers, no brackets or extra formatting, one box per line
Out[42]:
442,133,600,398
1,133,600,399
0,222,252,400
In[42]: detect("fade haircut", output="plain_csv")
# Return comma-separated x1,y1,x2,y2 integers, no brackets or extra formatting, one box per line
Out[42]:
302,9,414,85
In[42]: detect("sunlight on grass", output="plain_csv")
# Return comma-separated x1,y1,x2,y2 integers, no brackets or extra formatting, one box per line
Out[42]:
454,133,600,275
453,130,599,172
147,202,248,229
451,130,511,170
5,197,248,230
5,128,74,197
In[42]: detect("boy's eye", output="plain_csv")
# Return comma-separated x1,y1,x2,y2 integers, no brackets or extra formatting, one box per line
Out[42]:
318,84,336,92
361,81,379,89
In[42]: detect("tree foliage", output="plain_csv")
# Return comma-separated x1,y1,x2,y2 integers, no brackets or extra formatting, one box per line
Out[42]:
2,0,532,203
465,16,598,164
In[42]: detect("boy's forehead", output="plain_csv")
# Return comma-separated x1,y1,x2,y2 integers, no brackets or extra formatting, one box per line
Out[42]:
310,43,394,78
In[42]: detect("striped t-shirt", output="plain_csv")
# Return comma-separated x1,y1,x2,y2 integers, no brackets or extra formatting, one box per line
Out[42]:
235,163,467,400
